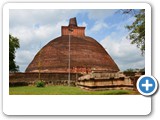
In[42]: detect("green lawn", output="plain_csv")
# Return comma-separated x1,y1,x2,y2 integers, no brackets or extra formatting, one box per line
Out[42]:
9,86,138,95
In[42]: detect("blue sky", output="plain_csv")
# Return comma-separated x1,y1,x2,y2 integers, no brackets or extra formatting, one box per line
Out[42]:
9,9,144,72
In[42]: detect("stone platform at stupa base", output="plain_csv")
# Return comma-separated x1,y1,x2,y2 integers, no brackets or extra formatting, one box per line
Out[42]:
77,71,142,90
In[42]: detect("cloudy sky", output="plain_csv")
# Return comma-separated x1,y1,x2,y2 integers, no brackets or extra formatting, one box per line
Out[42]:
9,9,144,72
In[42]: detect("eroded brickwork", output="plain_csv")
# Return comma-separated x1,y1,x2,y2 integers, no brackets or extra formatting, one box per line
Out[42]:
25,17,120,73
9,73,82,86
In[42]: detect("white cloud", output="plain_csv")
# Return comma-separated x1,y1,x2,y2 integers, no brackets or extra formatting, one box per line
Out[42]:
9,9,120,72
87,9,117,20
90,21,108,32
9,9,80,28
98,16,143,71
9,10,74,72
15,50,37,72
100,34,145,71
79,21,87,27
10,21,68,72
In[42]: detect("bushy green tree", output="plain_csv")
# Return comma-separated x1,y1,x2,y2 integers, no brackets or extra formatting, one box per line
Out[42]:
9,34,20,72
125,9,145,55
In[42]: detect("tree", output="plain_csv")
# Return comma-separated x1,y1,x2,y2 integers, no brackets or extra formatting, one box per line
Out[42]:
123,68,134,73
121,9,145,55
123,68,145,73
9,34,20,72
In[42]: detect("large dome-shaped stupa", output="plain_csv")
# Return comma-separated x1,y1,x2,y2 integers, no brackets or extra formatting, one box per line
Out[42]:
25,17,119,73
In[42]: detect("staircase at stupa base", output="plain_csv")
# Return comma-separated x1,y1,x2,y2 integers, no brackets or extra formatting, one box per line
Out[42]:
77,71,142,91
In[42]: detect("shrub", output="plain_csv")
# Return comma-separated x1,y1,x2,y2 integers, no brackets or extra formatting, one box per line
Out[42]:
36,80,45,87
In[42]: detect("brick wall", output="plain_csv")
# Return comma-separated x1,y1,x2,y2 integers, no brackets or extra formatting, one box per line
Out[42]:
61,26,85,37
9,72,82,87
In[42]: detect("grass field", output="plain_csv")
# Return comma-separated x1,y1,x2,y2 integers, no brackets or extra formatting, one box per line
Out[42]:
9,86,139,95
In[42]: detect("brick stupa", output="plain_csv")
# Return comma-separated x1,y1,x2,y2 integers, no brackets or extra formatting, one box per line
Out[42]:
25,17,119,73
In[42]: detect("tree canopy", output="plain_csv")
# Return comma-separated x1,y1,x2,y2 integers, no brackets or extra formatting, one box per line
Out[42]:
9,34,20,72
123,68,145,73
121,9,145,55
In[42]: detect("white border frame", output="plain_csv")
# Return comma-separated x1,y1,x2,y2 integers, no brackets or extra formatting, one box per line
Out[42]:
3,3,151,115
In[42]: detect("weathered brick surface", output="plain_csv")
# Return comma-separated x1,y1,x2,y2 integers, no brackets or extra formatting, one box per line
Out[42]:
25,17,119,73
26,35,119,73
9,73,82,86
62,26,85,37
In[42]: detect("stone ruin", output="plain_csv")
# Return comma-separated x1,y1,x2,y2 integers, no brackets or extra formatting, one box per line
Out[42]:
77,70,143,90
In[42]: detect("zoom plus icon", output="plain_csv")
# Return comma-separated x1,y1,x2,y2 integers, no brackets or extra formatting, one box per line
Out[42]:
137,75,158,96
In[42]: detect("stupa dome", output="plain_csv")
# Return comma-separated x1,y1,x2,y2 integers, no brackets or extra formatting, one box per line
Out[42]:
25,17,119,73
